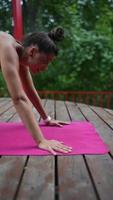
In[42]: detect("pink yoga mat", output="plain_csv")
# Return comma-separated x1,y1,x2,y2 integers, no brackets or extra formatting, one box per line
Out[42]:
0,121,109,155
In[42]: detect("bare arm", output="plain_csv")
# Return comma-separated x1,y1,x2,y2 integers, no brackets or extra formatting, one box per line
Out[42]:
19,66,48,120
1,46,45,144
20,66,71,127
0,44,72,155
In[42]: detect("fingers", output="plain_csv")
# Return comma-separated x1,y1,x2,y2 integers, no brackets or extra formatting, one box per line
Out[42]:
57,145,72,151
39,144,57,156
58,121,71,125
49,120,70,127
57,143,72,151
48,146,72,156
55,121,70,127
48,145,72,154
47,122,63,127
53,145,72,153
56,123,63,127
50,122,63,128
50,140,72,153
48,146,57,155
53,140,71,148
39,139,72,155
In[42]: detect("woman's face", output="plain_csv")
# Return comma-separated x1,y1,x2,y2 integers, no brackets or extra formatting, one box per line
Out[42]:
24,46,55,74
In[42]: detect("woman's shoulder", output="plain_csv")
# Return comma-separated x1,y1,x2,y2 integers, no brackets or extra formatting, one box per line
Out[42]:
0,31,15,47
0,31,14,38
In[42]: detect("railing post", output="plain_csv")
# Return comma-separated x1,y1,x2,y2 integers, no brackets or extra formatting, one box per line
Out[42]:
106,94,111,109
12,0,23,41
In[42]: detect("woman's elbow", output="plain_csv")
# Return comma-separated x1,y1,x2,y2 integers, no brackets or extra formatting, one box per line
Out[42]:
12,95,28,105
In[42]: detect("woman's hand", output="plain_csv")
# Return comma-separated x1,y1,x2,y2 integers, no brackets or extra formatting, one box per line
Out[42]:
38,139,72,155
45,119,70,127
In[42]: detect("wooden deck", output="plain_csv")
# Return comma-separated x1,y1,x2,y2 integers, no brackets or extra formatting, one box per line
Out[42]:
0,98,113,200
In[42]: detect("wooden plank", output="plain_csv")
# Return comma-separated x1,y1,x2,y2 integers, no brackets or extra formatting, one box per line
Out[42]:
0,98,27,200
0,98,11,108
44,99,55,120
77,103,113,155
16,156,55,200
65,101,85,121
0,156,26,200
75,102,113,200
0,106,16,122
0,101,13,116
0,98,9,104
33,99,47,121
15,99,55,200
84,155,113,200
104,108,113,116
0,97,11,102
90,106,113,129
0,98,34,199
58,156,98,200
55,101,97,200
0,99,16,123
9,112,21,122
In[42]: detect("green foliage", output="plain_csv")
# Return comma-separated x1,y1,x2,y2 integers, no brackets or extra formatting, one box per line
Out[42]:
1,0,113,96
32,0,113,91
0,72,8,97
0,0,12,33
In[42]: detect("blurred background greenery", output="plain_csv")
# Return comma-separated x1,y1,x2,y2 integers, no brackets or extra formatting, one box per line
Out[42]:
0,0,113,97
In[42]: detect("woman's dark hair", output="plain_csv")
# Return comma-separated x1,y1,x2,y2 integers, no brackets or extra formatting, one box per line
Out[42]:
22,27,64,55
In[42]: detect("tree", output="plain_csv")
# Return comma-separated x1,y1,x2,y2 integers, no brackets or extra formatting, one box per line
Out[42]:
1,0,113,96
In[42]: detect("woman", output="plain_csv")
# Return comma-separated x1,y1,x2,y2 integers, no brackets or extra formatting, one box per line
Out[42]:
0,27,72,155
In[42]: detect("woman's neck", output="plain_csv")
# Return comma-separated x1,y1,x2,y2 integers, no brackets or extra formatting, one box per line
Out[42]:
16,41,24,59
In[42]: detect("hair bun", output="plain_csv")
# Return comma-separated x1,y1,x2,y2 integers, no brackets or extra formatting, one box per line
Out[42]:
48,27,64,42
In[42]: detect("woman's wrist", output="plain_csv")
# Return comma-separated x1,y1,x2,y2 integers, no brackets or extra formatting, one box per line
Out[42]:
35,134,46,144
43,115,52,124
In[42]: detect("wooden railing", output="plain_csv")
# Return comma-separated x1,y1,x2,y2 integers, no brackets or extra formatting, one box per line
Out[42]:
38,91,113,109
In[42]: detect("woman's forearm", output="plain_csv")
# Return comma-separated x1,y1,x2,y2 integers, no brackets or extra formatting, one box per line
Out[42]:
25,88,48,120
13,97,45,144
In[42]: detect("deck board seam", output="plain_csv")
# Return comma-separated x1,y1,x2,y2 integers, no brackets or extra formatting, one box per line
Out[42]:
103,109,113,116
54,100,59,200
89,106,113,131
0,104,14,116
54,156,59,200
0,100,11,108
83,155,101,200
77,105,89,121
6,112,17,122
109,152,113,160
12,156,29,200
65,101,101,200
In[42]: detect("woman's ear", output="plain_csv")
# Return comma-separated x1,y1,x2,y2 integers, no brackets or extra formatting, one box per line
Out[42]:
29,46,39,57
